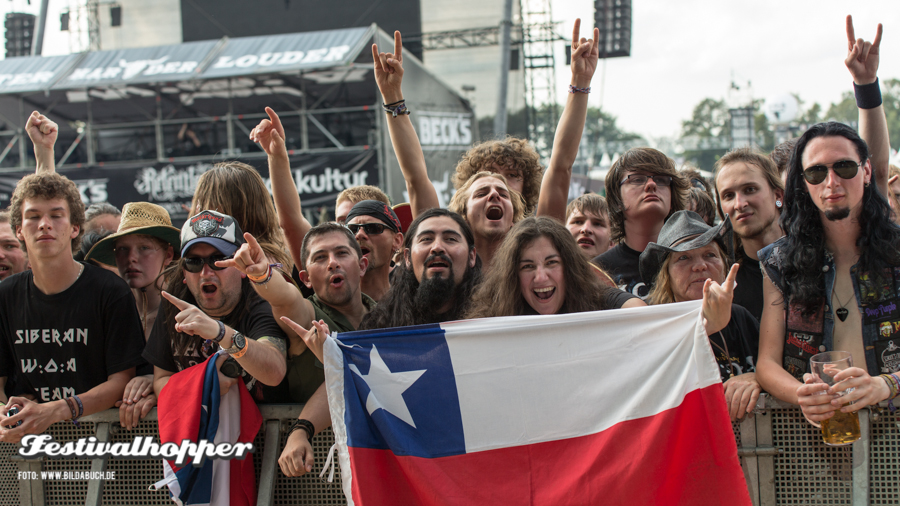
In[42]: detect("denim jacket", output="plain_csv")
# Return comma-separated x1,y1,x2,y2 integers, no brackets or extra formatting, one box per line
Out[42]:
759,237,900,380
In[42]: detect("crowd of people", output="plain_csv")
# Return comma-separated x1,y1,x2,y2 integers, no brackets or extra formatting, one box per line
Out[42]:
0,15,897,488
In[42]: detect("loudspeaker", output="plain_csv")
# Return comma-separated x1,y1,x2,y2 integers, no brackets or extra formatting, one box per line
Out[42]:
593,0,631,58
110,6,122,27
4,12,35,58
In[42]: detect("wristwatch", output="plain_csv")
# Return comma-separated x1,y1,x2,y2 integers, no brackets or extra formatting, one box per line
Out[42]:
225,330,246,355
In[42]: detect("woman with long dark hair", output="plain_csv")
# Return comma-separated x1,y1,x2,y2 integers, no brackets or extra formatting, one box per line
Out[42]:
465,216,643,318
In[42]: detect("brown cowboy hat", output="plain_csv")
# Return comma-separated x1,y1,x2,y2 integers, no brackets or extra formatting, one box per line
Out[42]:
86,202,181,266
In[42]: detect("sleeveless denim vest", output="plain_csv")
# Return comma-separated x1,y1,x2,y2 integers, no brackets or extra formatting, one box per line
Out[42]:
759,237,900,380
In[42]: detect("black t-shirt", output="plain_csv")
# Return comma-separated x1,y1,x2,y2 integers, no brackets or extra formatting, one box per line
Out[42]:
604,288,639,309
592,243,651,299
709,304,759,382
733,248,764,322
0,263,145,402
143,291,289,404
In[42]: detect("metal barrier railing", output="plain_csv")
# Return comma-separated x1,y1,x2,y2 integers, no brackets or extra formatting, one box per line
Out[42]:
1,398,898,506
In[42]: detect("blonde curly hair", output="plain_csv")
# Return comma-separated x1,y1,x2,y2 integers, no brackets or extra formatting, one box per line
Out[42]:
453,137,543,214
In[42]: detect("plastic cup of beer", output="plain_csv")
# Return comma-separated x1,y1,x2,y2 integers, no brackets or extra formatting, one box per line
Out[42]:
809,351,861,446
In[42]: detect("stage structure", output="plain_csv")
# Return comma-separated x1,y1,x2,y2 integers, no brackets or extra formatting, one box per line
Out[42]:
0,25,475,224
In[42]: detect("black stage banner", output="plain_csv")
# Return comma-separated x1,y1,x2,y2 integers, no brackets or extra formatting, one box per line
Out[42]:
0,150,377,226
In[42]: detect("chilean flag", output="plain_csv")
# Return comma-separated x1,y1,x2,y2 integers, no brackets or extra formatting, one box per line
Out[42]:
157,351,262,506
324,301,751,506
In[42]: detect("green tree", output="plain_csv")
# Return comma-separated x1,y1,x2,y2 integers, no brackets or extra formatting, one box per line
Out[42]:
825,78,900,151
679,98,730,172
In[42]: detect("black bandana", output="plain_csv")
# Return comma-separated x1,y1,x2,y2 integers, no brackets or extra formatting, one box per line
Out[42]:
346,200,401,232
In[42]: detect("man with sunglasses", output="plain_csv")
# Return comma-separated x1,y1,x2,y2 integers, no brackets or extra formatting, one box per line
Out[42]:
592,147,691,299
346,200,404,302
143,210,288,406
757,122,900,423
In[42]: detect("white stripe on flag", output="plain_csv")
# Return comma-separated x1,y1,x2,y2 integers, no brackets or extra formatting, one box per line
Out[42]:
442,300,718,453
324,337,356,506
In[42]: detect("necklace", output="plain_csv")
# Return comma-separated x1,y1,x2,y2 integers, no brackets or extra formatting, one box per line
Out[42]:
832,290,853,322
708,332,735,379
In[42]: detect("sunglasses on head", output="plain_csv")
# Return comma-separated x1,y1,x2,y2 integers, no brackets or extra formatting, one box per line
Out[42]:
348,223,390,235
183,254,232,273
802,160,861,185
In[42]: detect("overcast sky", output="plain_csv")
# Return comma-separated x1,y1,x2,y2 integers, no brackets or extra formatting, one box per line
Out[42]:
2,0,897,141
549,0,900,139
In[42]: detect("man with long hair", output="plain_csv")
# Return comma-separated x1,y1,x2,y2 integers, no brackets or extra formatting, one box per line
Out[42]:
757,122,900,425
144,210,288,407
360,208,481,329
714,148,784,321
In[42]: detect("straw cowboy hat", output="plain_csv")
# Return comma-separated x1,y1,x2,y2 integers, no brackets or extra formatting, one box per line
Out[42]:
86,202,181,266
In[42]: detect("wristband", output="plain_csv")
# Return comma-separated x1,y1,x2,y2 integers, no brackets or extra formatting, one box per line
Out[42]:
853,78,882,109
383,101,410,117
248,263,284,285
231,344,249,359
384,99,405,107
568,84,591,94
73,395,84,419
289,419,316,443
65,397,77,420
213,320,226,343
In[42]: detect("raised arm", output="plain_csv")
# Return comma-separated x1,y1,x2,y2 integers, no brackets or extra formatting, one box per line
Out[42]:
374,31,439,217
218,232,316,345
845,16,889,194
250,107,312,269
701,263,738,335
537,19,599,221
25,111,58,174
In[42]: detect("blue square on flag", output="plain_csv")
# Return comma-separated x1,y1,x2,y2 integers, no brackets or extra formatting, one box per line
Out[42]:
339,324,466,458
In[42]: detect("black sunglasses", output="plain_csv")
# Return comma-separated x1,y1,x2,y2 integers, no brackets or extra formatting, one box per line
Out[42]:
348,223,390,235
183,254,232,273
802,160,861,185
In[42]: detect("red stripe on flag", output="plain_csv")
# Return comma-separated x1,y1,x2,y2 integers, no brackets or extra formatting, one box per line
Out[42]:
348,384,750,506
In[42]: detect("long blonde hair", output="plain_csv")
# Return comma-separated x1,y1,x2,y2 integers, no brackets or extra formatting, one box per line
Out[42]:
647,242,728,305
191,161,292,269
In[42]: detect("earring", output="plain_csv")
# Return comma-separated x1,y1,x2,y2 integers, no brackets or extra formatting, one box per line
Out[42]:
775,200,782,208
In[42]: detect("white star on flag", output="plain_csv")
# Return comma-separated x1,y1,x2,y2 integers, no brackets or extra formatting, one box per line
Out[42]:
349,345,426,428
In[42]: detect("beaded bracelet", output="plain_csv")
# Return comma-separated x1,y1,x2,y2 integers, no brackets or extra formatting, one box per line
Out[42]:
854,78,882,109
568,84,591,94
383,100,410,117
248,263,284,286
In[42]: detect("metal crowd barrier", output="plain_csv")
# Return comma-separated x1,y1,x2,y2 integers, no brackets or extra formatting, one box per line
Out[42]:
1,397,898,506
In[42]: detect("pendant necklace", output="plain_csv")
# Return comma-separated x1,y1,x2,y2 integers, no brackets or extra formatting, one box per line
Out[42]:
709,332,735,379
832,290,853,322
